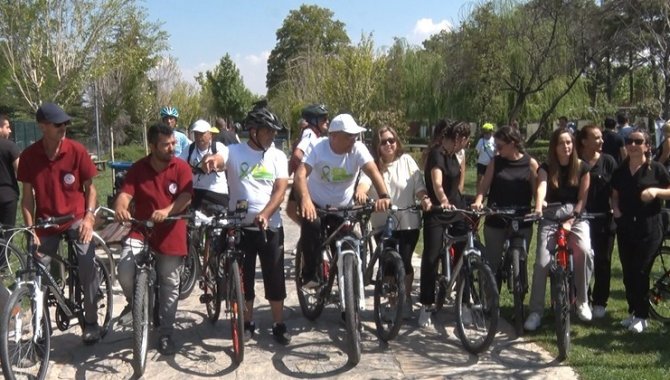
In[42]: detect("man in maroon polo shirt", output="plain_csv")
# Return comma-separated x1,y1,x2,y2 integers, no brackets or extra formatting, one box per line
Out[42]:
17,102,101,344
114,123,192,356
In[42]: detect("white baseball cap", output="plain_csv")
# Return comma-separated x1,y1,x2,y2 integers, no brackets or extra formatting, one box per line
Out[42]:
329,114,366,134
191,119,212,133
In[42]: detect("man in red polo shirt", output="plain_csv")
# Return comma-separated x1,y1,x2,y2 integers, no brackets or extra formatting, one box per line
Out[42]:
114,123,192,356
17,102,101,344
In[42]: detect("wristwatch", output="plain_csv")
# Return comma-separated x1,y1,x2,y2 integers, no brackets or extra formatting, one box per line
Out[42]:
379,193,391,199
86,208,96,215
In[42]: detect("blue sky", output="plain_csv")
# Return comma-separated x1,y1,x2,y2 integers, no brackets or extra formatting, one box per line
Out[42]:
143,0,474,95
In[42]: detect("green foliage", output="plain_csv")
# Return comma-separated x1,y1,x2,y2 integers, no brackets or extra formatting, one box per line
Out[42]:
196,54,254,123
111,143,146,162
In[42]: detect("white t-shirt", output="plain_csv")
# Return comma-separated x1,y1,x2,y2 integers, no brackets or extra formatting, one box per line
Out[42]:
475,136,495,165
304,138,373,208
360,154,425,231
296,127,320,153
179,142,229,194
225,143,288,228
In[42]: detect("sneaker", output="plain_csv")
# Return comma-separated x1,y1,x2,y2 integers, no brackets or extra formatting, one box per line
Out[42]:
524,312,541,331
620,314,635,327
628,317,647,333
577,303,592,322
117,304,133,326
592,305,607,319
158,335,177,355
272,322,291,345
82,323,101,345
418,305,433,327
243,321,255,341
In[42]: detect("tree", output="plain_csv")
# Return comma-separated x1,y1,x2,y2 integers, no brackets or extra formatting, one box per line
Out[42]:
266,4,350,93
196,54,254,123
0,0,134,111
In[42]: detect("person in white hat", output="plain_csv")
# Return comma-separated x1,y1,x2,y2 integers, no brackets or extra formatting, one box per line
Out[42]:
180,119,229,210
294,113,391,288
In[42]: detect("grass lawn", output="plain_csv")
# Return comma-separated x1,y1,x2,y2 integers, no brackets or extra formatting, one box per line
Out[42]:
414,169,670,380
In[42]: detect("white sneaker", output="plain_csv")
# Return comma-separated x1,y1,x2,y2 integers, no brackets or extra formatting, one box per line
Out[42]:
577,303,592,322
592,305,607,319
524,312,541,331
620,314,635,327
628,317,647,333
418,305,433,327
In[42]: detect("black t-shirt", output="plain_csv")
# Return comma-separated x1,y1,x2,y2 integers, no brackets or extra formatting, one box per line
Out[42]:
216,130,239,146
541,160,590,204
602,129,624,164
585,153,616,213
612,160,670,218
485,154,534,228
425,146,463,208
0,138,20,203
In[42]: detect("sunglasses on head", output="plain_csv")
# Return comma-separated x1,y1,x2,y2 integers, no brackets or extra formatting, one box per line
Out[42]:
625,138,645,146
380,138,396,146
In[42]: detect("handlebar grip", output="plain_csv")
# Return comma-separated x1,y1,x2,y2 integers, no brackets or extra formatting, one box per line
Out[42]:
38,214,75,225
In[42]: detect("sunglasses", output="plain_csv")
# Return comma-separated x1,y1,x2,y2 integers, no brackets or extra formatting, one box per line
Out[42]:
625,138,645,146
380,138,396,146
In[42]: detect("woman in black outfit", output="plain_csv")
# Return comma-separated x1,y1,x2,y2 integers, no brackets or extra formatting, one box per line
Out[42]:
578,124,617,319
419,120,470,327
612,128,670,333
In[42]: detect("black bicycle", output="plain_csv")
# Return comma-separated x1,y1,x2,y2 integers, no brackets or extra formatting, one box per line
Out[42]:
0,216,113,380
649,240,670,323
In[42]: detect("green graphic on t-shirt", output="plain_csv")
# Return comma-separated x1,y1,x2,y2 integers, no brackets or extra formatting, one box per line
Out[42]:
239,161,274,180
320,165,353,182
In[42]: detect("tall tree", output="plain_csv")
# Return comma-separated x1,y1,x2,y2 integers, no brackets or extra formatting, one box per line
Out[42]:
266,4,350,94
196,54,254,123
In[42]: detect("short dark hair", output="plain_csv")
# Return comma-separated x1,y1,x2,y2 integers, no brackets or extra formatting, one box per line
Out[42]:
443,121,471,140
148,123,173,145
604,117,616,129
616,112,629,125
0,114,9,125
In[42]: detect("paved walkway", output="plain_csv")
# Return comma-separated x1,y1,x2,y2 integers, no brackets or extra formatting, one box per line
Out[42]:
9,202,578,379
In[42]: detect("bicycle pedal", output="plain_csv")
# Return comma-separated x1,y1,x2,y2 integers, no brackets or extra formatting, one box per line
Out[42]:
199,294,214,304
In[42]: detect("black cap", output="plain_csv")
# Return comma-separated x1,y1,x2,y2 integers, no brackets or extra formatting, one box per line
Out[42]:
36,103,71,124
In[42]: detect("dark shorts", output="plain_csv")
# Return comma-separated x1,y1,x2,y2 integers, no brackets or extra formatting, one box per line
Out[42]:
476,163,487,176
193,189,229,212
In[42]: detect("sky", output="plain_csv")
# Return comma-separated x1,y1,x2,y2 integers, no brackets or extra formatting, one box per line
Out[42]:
143,0,475,95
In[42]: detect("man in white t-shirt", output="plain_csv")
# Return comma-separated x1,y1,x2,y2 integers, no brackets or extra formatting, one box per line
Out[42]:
294,113,391,288
201,102,292,345
180,119,229,210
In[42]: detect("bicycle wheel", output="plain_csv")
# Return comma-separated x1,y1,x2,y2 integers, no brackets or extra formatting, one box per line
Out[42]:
510,247,526,337
227,259,244,364
373,249,406,342
295,242,333,320
132,268,150,376
0,285,51,380
434,254,448,312
363,236,378,286
0,242,26,295
202,251,222,323
179,241,200,300
91,232,116,284
649,247,670,322
551,266,570,361
343,252,362,365
455,258,499,354
93,257,114,338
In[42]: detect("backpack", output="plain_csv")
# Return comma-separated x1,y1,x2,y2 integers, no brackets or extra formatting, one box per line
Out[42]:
187,141,217,165
288,125,321,175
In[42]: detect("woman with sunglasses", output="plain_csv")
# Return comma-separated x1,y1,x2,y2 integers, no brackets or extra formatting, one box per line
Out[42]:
525,127,592,331
472,126,539,284
356,126,431,316
612,128,670,333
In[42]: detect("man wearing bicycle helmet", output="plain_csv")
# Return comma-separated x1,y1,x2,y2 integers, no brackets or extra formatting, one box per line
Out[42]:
201,100,292,345
160,106,191,158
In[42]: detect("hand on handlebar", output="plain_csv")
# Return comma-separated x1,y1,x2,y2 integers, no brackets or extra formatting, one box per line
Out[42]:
375,198,391,212
354,189,368,205
420,196,432,212
300,199,317,222
471,201,483,211
151,208,170,223
114,208,133,223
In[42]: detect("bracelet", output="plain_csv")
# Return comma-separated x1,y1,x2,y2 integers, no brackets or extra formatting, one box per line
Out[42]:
379,193,391,199
86,208,96,215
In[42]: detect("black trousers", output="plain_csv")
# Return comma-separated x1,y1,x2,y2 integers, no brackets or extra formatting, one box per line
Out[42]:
589,217,615,307
0,199,17,242
300,213,344,280
240,229,286,301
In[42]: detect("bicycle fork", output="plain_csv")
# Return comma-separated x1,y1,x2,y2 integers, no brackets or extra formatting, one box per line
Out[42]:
336,236,365,312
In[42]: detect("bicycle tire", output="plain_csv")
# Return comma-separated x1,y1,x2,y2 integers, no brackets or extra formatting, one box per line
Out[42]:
551,266,570,361
295,242,333,320
179,241,200,300
132,268,150,376
0,241,27,294
227,259,244,364
455,258,499,354
203,254,222,323
649,246,670,323
373,249,406,342
510,247,526,337
93,257,114,338
91,232,116,284
0,285,51,380
343,252,362,365
434,254,448,312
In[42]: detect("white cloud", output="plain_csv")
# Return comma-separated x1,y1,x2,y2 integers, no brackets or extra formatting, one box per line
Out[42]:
409,18,452,44
180,51,269,96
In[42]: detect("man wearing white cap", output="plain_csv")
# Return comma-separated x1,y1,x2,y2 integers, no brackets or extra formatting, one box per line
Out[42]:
294,113,391,288
180,119,229,210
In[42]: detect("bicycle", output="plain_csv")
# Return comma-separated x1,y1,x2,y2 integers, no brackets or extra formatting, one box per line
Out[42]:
0,215,114,380
431,207,500,355
648,236,670,322
294,202,374,365
194,200,256,365
361,205,421,342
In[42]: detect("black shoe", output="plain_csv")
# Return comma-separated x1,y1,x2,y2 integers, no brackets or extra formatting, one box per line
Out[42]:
158,335,177,356
82,323,101,345
243,321,255,341
117,303,132,326
272,322,291,345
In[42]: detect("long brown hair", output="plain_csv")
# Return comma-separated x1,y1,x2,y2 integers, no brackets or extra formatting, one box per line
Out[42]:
372,126,405,171
548,127,580,188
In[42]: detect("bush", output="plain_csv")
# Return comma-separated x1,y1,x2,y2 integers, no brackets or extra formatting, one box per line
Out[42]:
111,144,146,162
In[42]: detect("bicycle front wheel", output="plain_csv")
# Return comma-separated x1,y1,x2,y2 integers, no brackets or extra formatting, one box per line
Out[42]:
227,259,244,364
434,254,448,312
373,249,406,342
93,257,114,338
510,247,526,337
551,266,570,361
649,246,670,323
0,285,51,380
132,269,150,377
455,258,499,354
343,253,362,365
295,242,332,320
0,242,26,295
202,251,222,323
179,241,200,300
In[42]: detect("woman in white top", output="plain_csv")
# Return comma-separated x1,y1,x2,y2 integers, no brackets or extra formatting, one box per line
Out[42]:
357,126,432,311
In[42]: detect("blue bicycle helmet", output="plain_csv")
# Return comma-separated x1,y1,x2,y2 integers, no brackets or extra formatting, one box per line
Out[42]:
160,106,179,119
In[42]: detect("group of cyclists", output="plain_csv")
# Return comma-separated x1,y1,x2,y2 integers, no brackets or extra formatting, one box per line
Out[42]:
3,98,670,373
